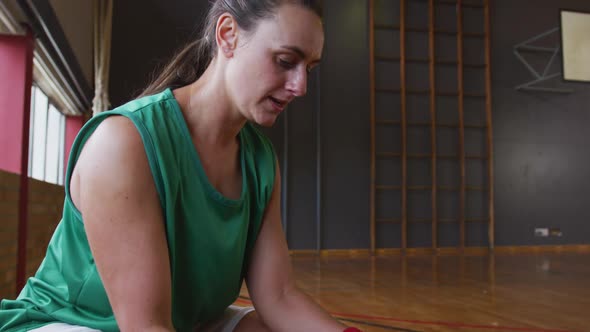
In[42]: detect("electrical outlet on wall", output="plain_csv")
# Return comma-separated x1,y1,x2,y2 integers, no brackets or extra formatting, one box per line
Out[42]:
535,228,549,237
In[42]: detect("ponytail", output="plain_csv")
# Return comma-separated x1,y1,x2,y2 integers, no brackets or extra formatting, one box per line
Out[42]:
137,37,212,98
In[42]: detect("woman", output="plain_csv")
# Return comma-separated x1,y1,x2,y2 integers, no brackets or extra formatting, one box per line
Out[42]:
0,0,362,331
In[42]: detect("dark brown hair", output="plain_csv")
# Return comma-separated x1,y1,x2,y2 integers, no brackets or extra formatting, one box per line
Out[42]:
138,0,322,98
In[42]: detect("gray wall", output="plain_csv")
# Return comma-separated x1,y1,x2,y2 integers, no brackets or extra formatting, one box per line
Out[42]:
492,0,590,245
266,0,370,250
49,0,94,85
291,0,590,249
282,0,590,249
109,0,209,106
108,0,590,250
320,0,371,249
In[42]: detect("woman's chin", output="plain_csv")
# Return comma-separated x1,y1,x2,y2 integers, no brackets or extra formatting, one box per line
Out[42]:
252,112,279,127
255,119,277,128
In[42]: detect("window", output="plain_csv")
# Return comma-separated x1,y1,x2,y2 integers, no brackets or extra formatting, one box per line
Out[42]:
28,85,66,185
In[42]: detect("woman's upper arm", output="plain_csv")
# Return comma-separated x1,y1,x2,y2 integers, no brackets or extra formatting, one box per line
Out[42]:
72,116,173,331
245,159,295,308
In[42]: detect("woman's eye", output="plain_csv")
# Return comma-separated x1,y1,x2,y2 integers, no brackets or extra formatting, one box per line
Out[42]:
278,58,296,69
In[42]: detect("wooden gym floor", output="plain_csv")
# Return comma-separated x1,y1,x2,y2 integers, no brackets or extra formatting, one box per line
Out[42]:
237,252,590,332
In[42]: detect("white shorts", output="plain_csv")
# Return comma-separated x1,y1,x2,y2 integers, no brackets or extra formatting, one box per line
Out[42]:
28,305,256,332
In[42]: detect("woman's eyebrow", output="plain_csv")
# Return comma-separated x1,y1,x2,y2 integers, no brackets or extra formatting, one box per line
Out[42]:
280,45,321,64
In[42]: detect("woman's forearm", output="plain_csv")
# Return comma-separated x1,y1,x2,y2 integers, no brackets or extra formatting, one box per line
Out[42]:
258,286,348,332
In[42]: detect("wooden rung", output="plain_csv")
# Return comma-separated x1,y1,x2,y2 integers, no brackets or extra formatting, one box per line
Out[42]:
437,0,485,9
408,154,431,159
407,218,488,223
466,218,490,223
464,124,487,129
408,89,431,95
376,218,402,224
376,119,400,125
437,155,458,159
408,186,431,190
428,90,487,97
405,0,483,7
466,186,486,191
463,32,485,38
438,186,458,191
384,185,487,191
418,90,483,97
437,155,487,160
376,152,401,158
437,29,485,38
376,185,401,190
374,23,398,30
438,60,486,68
406,27,429,33
436,91,468,97
409,218,432,223
399,122,487,129
376,56,485,68
464,64,487,69
375,25,485,37
375,55,401,62
375,87,401,94
465,92,486,98
407,58,429,64
436,91,458,96
437,218,489,223
436,123,454,128
462,3,486,9
407,121,431,126
376,88,486,98
436,30,486,38
438,123,487,129
438,186,486,191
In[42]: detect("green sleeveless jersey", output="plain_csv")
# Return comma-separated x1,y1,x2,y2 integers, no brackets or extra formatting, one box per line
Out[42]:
0,88,276,331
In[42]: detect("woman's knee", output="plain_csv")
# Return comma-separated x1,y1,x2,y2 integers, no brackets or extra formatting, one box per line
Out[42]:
234,311,271,332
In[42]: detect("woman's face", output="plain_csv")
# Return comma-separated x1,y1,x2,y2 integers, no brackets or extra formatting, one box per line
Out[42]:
225,4,324,127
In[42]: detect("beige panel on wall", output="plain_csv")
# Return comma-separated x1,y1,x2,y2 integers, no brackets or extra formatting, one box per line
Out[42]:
0,0,90,115
561,11,590,82
49,0,94,86
0,0,26,34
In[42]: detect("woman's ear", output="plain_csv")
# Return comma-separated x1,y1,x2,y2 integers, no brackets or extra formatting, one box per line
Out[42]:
216,13,238,58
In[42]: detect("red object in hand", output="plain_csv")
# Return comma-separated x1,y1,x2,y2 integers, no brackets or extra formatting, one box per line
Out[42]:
343,328,362,332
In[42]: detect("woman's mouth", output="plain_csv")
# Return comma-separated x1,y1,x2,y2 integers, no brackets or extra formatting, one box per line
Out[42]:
268,96,287,112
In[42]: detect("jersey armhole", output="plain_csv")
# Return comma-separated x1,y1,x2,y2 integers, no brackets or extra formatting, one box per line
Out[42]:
63,111,166,221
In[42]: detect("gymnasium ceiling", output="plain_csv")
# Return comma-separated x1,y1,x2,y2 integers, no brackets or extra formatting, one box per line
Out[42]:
3,0,211,109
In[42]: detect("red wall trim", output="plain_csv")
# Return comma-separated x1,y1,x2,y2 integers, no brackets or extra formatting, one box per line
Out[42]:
0,33,30,174
64,115,84,178
0,31,34,292
17,30,34,292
